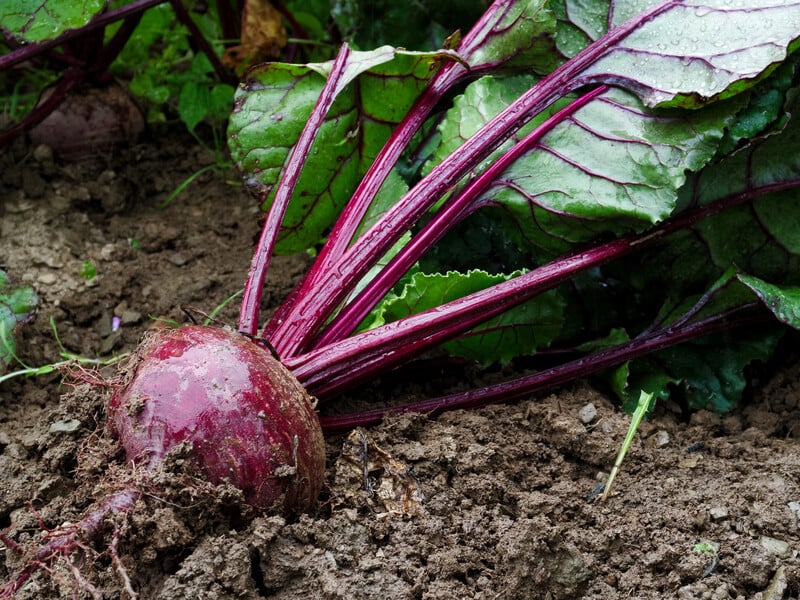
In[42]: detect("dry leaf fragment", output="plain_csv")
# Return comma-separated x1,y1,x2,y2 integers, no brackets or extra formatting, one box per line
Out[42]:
222,0,287,71
333,428,425,517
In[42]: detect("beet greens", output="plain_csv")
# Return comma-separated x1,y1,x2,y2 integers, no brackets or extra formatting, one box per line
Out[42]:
229,0,800,420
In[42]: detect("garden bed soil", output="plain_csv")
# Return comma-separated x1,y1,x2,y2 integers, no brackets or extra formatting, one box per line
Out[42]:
1,128,799,599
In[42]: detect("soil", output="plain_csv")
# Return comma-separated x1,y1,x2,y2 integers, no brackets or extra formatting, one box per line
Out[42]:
1,125,799,600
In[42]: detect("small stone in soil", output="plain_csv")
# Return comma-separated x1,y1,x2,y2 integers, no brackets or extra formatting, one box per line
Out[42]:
49,419,81,433
709,506,729,521
32,144,54,163
37,272,58,285
100,331,124,354
647,429,670,448
22,170,46,198
578,402,597,424
120,310,142,325
168,253,189,267
760,536,791,558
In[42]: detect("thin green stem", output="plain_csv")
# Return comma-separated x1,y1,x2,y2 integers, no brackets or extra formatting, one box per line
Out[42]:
601,390,654,501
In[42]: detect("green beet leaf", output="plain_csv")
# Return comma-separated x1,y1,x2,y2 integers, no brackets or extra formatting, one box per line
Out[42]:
571,77,800,320
0,0,105,43
601,272,785,411
550,0,610,58
738,275,800,328
428,81,739,258
538,0,800,109
457,0,561,75
368,269,565,364
486,87,740,256
581,0,800,109
716,56,799,154
229,48,448,253
671,87,800,288
0,270,38,376
423,74,552,178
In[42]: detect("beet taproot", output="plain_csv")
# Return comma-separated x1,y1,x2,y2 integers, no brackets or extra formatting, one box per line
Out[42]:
108,325,326,514
1,325,326,597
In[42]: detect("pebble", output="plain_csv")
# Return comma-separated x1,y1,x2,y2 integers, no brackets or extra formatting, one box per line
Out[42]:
678,454,702,468
22,170,46,198
100,243,116,261
168,252,189,266
49,419,81,433
114,301,129,317
100,330,123,354
709,506,729,520
578,402,597,424
763,565,788,600
343,508,358,522
37,272,58,285
648,429,670,448
38,251,65,268
32,144,54,163
67,185,91,202
121,309,142,325
4,197,36,213
760,536,791,559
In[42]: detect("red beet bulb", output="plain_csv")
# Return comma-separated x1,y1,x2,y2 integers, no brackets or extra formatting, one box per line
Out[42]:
108,325,326,514
0,326,326,598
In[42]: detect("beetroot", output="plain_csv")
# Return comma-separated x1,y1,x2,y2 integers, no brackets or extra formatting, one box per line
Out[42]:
108,325,326,514
0,326,325,598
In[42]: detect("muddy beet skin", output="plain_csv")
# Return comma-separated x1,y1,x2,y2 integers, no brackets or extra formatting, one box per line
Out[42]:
107,325,326,515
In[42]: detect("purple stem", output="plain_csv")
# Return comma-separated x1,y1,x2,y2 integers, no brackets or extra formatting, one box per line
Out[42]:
259,62,467,342
260,63,474,343
290,233,656,397
238,44,353,335
92,13,146,74
317,306,764,431
261,0,555,345
265,0,678,358
314,85,608,347
286,178,800,398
